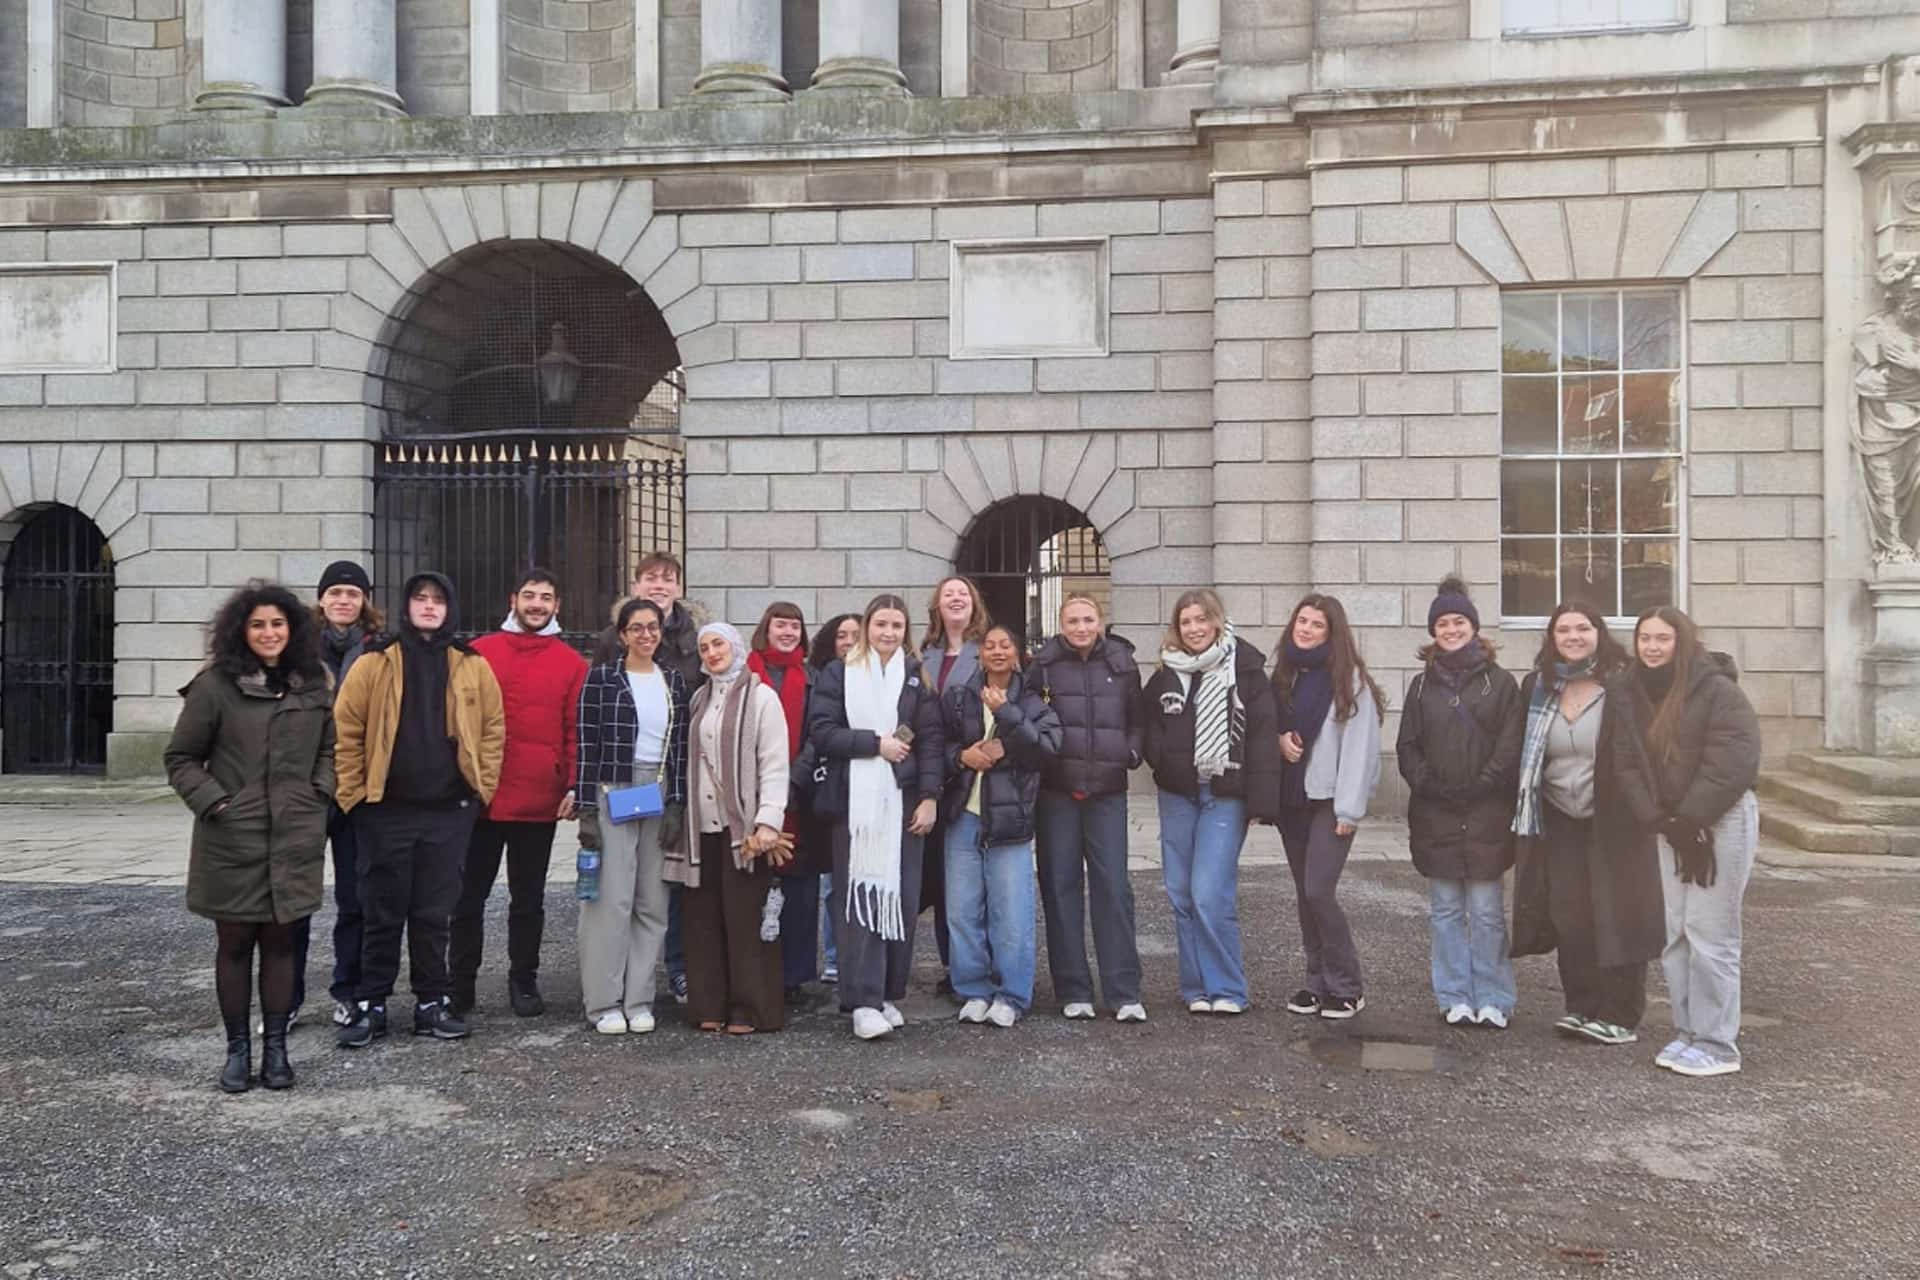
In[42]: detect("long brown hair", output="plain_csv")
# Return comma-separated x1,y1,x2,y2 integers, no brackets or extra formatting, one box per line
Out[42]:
750,600,809,654
850,593,912,666
1635,605,1701,766
1159,588,1227,659
920,575,991,652
1532,600,1628,679
1272,593,1387,724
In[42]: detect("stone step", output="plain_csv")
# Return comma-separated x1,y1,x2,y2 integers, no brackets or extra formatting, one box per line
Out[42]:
1758,798,1920,857
1788,751,1920,798
1759,771,1920,825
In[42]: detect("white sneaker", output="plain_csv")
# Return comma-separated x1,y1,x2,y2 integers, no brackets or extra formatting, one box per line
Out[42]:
626,1007,656,1034
1655,1037,1691,1070
957,999,991,1024
331,999,357,1028
852,1007,892,1040
1476,1006,1509,1030
594,1010,629,1035
1063,1002,1096,1020
1668,1045,1740,1078
1188,998,1213,1014
1445,1003,1476,1026
1115,1003,1147,1023
881,1002,905,1029
1211,999,1245,1016
986,998,1018,1028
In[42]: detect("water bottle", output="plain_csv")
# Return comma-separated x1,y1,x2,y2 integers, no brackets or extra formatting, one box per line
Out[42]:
576,846,600,902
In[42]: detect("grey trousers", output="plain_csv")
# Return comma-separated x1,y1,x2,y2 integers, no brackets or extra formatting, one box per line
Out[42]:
830,822,924,1013
1035,789,1142,1007
1660,790,1757,1058
1278,800,1362,1000
578,811,668,1022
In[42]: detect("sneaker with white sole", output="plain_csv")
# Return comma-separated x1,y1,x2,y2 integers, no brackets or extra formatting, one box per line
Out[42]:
331,999,357,1028
668,972,689,1006
1319,995,1365,1020
957,999,991,1024
985,998,1018,1028
626,1006,656,1034
594,1010,629,1035
1667,1044,1740,1078
821,965,838,985
760,884,784,944
1187,998,1213,1014
882,1002,905,1029
1285,989,1321,1016
1444,1003,1476,1026
1476,1006,1509,1030
1115,1003,1147,1023
1655,1037,1691,1069
1063,1002,1096,1020
1210,999,1246,1016
1554,1013,1586,1037
1575,1018,1636,1045
852,1007,892,1040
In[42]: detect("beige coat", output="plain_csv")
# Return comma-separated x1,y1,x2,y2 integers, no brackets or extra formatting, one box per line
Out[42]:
672,675,789,888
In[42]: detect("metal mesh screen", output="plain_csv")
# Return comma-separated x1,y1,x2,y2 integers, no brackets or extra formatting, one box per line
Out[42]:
2,506,114,773
957,497,1112,650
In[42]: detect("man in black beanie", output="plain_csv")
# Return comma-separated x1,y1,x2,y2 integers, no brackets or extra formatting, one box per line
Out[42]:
333,571,505,1047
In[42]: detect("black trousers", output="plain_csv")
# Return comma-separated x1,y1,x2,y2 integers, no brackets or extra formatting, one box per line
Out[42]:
288,807,364,1010
353,800,477,1006
777,869,820,988
1542,803,1648,1028
448,818,558,1005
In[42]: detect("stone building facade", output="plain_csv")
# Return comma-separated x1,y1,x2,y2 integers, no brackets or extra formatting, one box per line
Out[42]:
0,1,1916,835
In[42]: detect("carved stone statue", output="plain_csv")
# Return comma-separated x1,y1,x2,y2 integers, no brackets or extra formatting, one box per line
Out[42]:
1853,252,1920,565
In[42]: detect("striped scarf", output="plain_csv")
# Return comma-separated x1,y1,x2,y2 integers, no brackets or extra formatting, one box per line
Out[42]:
1512,657,1598,837
1162,625,1243,780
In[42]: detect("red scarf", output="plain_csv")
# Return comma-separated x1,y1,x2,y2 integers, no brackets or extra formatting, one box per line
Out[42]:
749,645,810,837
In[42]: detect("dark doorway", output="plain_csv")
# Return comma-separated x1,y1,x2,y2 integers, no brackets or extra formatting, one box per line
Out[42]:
956,497,1111,651
2,505,115,774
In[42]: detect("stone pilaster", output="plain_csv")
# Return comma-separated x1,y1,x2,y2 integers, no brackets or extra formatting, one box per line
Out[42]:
693,0,790,102
1166,0,1219,85
194,0,289,113
304,0,406,116
811,0,907,95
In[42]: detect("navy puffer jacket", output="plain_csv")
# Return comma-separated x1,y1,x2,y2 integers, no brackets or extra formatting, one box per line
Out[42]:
1029,633,1142,797
939,669,1063,846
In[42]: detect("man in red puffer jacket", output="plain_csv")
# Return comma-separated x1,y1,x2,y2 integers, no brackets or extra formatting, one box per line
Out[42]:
448,568,588,1018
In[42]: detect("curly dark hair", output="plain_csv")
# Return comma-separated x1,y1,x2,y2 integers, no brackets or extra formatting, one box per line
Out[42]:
208,581,326,683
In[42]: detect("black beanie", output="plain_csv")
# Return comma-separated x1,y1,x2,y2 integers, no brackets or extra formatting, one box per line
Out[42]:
1427,576,1479,635
318,560,371,598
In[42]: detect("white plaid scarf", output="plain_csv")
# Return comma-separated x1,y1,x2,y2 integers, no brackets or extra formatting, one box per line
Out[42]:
1512,657,1598,836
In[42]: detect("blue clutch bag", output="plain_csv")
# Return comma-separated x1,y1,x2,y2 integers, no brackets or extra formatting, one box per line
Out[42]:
606,783,664,824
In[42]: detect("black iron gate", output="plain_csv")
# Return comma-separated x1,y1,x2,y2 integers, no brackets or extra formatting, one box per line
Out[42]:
2,505,115,774
957,497,1112,650
373,443,684,649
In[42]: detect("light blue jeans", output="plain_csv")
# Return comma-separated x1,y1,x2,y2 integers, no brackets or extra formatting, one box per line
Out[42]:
1428,878,1516,1015
944,811,1037,1011
1157,783,1249,1005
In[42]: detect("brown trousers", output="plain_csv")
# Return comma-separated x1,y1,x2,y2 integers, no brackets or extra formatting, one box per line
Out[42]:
683,830,785,1031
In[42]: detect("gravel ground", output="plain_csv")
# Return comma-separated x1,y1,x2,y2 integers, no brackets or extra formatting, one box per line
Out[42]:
1,858,1916,1279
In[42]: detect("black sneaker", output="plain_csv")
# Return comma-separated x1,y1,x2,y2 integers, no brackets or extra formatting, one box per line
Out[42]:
668,972,689,1006
1320,994,1366,1020
336,1001,387,1049
509,980,545,1018
414,999,470,1040
1285,989,1322,1016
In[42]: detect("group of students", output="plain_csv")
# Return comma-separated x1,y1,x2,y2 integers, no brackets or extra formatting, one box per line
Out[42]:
163,554,1761,1094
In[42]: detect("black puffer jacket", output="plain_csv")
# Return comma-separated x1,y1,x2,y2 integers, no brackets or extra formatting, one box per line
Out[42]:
939,669,1063,845
1029,633,1142,797
1613,650,1762,831
806,652,947,816
1142,638,1283,821
1395,656,1523,882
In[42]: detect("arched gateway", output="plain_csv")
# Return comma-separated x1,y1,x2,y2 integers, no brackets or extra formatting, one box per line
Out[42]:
1,504,114,774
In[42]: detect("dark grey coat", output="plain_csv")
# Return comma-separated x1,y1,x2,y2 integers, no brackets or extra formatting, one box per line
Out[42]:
938,669,1063,846
1396,656,1523,882
1029,633,1143,797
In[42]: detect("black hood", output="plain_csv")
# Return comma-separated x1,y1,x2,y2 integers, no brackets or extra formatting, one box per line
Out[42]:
399,571,457,648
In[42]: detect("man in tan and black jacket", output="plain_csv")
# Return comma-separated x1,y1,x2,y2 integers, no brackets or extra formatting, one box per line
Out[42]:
334,570,505,1048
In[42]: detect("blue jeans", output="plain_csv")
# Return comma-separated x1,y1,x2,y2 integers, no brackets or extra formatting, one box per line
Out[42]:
1157,784,1249,1005
819,873,837,968
1428,878,1515,1015
944,811,1038,1010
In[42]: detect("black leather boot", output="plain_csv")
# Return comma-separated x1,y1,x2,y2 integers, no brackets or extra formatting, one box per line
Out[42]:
219,1035,252,1094
260,1013,294,1090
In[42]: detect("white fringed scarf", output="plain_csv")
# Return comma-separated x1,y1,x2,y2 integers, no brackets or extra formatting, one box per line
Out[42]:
843,649,907,942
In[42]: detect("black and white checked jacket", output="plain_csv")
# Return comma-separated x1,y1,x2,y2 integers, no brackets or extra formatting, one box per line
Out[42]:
575,661,691,812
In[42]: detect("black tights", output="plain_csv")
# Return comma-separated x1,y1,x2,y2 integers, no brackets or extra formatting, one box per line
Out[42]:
215,921,296,1039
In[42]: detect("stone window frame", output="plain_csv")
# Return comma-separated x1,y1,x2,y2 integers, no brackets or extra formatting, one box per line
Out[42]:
947,236,1112,361
1497,284,1689,627
1473,0,1712,39
0,261,118,375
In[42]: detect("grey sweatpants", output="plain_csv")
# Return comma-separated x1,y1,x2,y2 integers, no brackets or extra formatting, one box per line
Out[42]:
1659,790,1757,1058
578,811,669,1022
830,822,924,1014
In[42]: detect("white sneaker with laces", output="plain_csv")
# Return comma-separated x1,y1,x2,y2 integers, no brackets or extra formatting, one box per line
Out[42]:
986,998,1018,1028
1211,999,1245,1016
1188,998,1213,1014
957,999,991,1024
1115,1003,1147,1023
1476,1006,1509,1030
1445,1003,1476,1026
1668,1045,1740,1078
594,1010,629,1035
882,1002,905,1029
852,1006,892,1040
1655,1037,1691,1069
1063,1002,1096,1020
627,1007,656,1034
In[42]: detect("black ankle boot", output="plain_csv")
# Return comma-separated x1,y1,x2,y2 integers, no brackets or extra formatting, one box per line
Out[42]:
260,1014,294,1090
219,1035,252,1093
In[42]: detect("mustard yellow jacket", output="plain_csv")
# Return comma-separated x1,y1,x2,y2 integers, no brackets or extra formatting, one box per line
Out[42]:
333,637,505,811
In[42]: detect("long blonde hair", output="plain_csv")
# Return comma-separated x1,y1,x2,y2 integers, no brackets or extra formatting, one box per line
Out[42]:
848,593,912,667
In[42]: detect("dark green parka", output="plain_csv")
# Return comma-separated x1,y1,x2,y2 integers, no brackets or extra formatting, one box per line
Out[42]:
165,666,336,924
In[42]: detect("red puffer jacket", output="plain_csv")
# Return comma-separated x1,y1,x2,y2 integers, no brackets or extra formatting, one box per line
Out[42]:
472,630,589,822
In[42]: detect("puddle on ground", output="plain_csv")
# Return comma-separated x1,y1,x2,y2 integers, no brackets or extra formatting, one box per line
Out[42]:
525,1166,688,1233
1291,1035,1449,1073
882,1088,947,1114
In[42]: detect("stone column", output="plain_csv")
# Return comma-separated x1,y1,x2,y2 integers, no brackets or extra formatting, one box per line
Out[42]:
193,0,289,112
693,0,789,101
304,0,406,116
1166,0,1219,84
811,0,907,94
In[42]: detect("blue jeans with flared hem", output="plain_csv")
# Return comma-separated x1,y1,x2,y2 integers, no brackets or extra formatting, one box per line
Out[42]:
1428,877,1516,1015
944,810,1037,1011
1156,783,1250,1006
